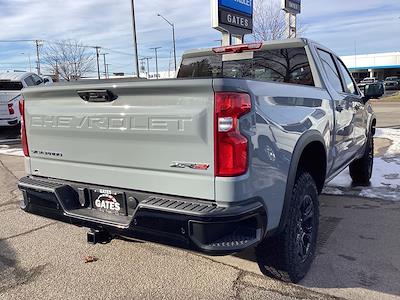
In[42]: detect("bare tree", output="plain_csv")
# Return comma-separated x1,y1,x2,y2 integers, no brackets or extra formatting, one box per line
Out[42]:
252,0,306,41
42,40,94,81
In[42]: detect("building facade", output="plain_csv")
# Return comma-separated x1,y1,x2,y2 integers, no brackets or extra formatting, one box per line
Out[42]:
341,52,400,82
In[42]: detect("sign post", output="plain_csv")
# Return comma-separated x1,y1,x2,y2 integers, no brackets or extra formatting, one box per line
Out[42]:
211,0,254,46
281,0,301,38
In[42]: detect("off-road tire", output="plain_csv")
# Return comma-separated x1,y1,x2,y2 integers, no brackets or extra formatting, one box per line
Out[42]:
349,133,374,185
256,172,319,283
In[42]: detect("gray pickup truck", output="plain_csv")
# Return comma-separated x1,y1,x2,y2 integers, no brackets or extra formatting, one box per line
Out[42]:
18,38,379,283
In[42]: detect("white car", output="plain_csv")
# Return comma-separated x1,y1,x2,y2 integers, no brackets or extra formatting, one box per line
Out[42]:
0,72,47,127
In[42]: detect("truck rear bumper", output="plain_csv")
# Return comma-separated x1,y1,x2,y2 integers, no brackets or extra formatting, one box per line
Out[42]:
18,176,267,255
0,117,19,126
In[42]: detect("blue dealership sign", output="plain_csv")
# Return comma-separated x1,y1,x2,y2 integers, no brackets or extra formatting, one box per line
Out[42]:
283,0,301,14
212,0,254,36
219,0,253,16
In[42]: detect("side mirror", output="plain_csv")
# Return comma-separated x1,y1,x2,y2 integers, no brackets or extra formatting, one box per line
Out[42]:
361,84,384,103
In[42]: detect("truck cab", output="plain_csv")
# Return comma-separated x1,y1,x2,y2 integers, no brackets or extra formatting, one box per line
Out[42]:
0,72,45,127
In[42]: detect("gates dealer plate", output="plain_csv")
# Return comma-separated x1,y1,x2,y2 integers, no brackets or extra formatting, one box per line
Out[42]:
91,188,126,215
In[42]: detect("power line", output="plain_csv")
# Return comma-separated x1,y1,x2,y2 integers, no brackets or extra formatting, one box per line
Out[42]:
0,39,37,43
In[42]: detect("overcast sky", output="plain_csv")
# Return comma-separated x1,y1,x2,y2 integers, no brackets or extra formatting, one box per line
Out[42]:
0,0,399,76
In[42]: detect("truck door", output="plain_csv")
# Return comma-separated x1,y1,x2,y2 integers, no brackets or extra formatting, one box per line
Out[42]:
335,57,367,151
316,49,358,171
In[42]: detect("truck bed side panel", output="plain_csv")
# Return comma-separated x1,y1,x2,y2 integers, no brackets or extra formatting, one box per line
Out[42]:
213,78,334,231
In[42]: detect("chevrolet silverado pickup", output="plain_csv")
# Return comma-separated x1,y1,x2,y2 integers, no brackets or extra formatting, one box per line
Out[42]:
0,72,47,127
18,39,379,283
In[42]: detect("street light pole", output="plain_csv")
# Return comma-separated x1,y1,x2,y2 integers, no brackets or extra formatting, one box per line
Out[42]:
130,0,140,77
150,47,161,79
157,13,177,72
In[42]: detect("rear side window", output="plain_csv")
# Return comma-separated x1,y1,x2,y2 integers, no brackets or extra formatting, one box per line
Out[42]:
0,81,23,90
24,76,36,86
178,55,222,78
31,74,43,85
317,49,343,93
337,58,357,95
178,47,314,86
252,48,314,86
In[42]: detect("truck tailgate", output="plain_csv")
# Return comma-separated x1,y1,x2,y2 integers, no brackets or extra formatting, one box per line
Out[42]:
0,91,20,115
23,79,215,200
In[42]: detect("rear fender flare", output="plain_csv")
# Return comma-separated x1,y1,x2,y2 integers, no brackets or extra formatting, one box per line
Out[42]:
269,130,326,237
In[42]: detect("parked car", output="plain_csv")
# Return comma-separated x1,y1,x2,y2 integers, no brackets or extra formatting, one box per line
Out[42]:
0,72,47,127
384,76,400,90
360,77,379,84
18,38,379,283
358,77,384,98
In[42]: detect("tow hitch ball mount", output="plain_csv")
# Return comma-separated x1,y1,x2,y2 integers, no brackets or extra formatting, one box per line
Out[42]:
87,229,113,245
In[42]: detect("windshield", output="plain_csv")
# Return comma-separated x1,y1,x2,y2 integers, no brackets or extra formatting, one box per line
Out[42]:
0,81,23,91
386,77,398,81
178,47,314,87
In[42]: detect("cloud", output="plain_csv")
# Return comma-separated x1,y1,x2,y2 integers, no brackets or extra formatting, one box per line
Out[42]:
0,0,399,75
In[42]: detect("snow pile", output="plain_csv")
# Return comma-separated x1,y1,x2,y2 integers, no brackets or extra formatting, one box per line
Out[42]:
325,128,400,201
0,144,23,157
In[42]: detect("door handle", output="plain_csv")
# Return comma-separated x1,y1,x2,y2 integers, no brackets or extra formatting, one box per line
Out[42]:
77,89,118,102
336,104,344,113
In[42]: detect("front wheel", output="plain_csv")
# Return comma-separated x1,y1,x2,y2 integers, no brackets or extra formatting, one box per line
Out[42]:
349,133,374,185
256,172,319,283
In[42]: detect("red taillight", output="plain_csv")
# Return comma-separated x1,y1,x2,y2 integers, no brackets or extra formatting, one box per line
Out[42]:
19,98,29,157
212,43,262,54
215,92,251,177
8,103,14,115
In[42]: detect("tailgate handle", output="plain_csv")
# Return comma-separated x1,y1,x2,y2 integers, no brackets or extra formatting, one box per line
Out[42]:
77,90,118,102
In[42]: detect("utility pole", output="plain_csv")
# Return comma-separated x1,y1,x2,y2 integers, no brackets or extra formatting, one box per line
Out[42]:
145,57,151,79
73,62,78,79
157,13,177,72
139,58,146,77
20,53,32,72
150,47,161,79
141,57,152,79
105,64,110,78
102,53,109,79
130,0,140,77
35,40,42,75
55,60,59,82
94,46,101,79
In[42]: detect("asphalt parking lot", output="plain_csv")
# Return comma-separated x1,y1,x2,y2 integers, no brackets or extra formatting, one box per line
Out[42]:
0,154,399,300
0,100,399,299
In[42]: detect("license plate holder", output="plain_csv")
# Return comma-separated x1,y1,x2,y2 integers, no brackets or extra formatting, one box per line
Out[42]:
91,188,126,216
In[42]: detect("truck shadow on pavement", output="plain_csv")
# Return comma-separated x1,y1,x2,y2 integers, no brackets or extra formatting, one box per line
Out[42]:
0,240,47,294
234,195,400,298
